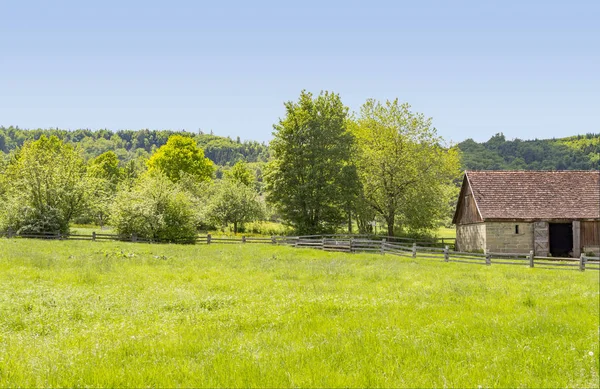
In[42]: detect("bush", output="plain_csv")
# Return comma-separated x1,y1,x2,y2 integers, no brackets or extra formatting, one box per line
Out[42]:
0,136,88,235
0,201,65,234
111,172,197,243
245,221,293,236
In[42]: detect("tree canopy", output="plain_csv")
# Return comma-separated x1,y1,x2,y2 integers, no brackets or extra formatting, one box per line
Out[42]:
265,90,357,234
225,161,254,187
147,135,214,183
0,135,88,234
205,179,264,234
352,99,461,236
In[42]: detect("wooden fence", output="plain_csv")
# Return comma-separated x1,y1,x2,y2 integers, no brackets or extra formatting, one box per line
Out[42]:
280,236,599,271
1,231,597,271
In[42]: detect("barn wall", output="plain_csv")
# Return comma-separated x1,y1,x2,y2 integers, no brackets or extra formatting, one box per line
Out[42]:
581,221,600,255
456,180,483,225
456,224,486,252
486,222,534,254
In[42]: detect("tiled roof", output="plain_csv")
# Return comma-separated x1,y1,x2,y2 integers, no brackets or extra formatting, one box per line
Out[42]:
466,170,600,220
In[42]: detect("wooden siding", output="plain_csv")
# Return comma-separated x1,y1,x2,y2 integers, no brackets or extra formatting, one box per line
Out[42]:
581,221,600,246
455,179,483,225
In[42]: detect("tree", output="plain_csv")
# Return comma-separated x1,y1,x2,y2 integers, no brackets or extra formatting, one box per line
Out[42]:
352,99,460,236
110,172,197,243
265,90,357,234
147,135,214,183
205,180,264,234
225,161,254,187
88,151,123,184
86,151,124,227
0,136,88,234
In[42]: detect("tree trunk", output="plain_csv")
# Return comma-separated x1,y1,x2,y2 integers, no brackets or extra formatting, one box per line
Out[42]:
386,215,395,237
347,210,352,234
233,221,238,234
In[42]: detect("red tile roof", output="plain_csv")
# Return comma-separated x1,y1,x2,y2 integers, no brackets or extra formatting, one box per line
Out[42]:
466,170,600,220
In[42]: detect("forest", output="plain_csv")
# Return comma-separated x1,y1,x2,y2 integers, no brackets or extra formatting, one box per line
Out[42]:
1,127,598,172
457,132,600,170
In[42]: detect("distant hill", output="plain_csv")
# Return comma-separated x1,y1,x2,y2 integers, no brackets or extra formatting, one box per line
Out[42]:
457,133,600,171
0,127,269,166
1,127,597,171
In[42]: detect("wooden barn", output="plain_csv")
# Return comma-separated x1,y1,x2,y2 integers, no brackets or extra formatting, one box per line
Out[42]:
453,170,600,257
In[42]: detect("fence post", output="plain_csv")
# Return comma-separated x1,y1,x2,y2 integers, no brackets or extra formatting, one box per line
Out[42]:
131,233,137,243
207,234,211,244
528,250,534,268
412,243,417,258
444,245,449,262
485,250,491,266
242,235,246,244
55,230,61,240
271,235,276,244
381,238,386,255
579,254,586,271
7,227,13,239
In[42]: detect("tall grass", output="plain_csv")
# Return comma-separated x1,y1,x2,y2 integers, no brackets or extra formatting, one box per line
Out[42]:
0,239,597,387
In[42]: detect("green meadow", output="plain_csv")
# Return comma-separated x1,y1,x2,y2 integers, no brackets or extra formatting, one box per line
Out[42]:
0,239,597,388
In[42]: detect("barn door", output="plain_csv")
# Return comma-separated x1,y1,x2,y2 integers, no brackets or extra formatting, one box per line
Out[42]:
534,222,549,256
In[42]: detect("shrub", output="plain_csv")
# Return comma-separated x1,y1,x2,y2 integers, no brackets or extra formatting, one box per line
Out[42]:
0,136,88,234
1,202,64,235
111,172,197,243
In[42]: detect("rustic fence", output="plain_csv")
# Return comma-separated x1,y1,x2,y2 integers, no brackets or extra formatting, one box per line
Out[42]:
1,230,597,271
277,236,599,271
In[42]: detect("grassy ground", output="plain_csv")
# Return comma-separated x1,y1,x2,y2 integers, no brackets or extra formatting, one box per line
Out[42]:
435,226,457,239
0,239,597,388
71,224,456,239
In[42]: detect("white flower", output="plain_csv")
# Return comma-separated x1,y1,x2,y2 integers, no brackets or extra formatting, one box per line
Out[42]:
589,351,594,356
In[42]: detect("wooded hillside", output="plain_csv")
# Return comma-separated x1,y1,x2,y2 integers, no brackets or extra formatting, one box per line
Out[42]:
457,133,600,170
1,127,598,171
0,127,269,166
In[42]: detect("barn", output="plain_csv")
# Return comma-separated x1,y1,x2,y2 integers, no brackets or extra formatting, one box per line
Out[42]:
453,170,600,257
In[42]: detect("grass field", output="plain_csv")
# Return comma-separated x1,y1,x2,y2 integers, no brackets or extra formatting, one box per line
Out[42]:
71,224,456,239
435,226,457,239
0,239,597,388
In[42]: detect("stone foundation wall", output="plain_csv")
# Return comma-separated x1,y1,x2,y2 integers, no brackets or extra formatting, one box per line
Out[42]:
456,224,486,252
486,222,534,254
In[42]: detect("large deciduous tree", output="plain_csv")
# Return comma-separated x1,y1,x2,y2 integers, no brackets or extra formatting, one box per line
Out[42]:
147,135,214,183
265,91,356,234
0,135,88,234
352,99,460,236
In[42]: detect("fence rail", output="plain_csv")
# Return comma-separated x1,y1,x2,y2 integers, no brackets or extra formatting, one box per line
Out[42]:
0,230,597,271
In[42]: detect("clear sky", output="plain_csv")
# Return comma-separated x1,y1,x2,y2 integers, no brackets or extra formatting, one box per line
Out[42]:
0,0,598,144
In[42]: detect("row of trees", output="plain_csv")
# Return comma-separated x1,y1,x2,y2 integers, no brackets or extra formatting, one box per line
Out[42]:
266,91,460,236
0,135,264,241
0,91,460,239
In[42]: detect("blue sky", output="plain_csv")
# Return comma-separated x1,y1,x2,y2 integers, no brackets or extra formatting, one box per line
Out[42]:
0,0,598,144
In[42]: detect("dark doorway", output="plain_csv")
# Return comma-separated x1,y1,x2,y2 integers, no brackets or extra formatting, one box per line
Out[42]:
549,223,573,257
